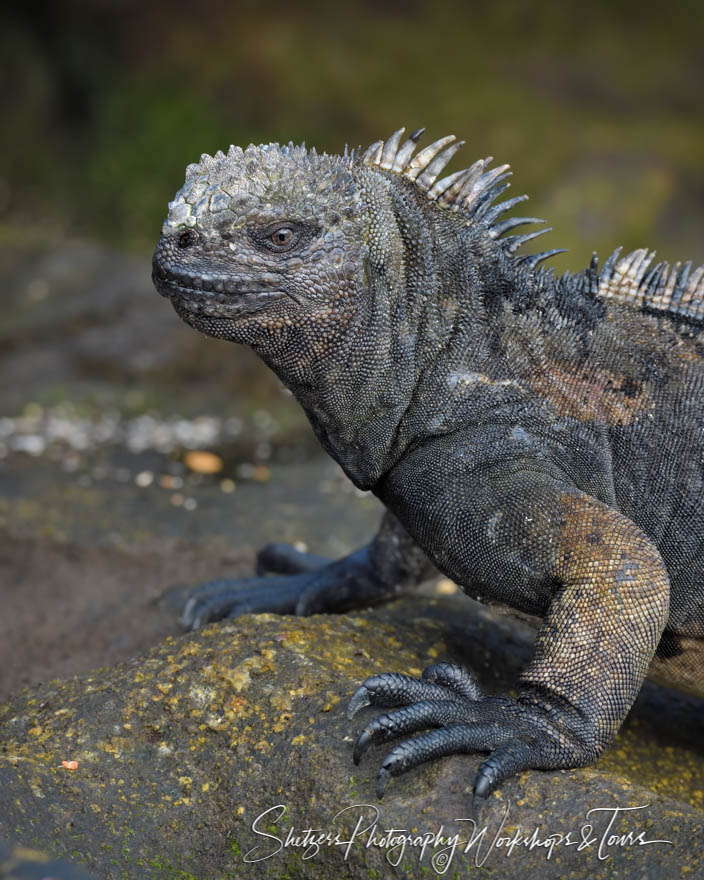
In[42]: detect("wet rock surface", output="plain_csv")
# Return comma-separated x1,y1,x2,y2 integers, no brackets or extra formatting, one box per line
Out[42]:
0,236,702,879
0,453,379,701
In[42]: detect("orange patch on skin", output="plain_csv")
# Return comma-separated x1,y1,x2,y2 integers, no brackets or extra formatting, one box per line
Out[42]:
528,363,649,426
555,493,669,622
523,491,670,741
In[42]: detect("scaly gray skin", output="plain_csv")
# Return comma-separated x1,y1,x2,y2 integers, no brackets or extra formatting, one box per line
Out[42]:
152,129,704,802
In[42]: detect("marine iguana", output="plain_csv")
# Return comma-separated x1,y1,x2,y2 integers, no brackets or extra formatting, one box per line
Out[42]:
152,128,704,801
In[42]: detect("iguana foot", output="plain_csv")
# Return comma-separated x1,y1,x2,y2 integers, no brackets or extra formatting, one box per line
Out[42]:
348,662,596,801
181,545,397,629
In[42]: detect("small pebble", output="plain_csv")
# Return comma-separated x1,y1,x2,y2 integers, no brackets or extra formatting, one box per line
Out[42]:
184,450,224,474
159,474,184,489
135,471,154,487
436,578,458,595
252,465,271,482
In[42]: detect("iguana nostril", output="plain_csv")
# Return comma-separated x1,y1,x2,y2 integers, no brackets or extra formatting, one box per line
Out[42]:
178,230,197,249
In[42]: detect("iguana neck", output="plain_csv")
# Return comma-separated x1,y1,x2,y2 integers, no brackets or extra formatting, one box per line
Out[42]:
254,256,422,490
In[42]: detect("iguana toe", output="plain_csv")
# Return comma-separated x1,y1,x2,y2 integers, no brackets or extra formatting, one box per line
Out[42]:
180,545,407,629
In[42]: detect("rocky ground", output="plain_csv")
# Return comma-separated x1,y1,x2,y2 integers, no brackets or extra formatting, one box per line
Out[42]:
0,234,702,879
0,230,360,698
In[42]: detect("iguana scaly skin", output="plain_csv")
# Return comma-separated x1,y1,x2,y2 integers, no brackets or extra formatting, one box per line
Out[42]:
152,128,704,801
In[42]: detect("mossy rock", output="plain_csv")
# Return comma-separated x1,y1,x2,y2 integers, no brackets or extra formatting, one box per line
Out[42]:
1,595,702,879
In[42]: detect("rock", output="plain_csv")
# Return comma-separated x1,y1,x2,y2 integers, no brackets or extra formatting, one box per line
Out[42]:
0,841,97,880
1,595,702,880
0,454,381,699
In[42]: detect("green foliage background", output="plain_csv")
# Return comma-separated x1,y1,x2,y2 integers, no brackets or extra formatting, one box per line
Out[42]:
1,0,703,271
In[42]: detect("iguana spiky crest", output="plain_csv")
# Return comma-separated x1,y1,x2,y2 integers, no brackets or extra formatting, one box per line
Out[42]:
359,127,565,269
162,127,704,324
597,247,704,323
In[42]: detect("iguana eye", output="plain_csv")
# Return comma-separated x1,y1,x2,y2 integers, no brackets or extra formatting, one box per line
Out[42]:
250,220,311,253
270,227,295,248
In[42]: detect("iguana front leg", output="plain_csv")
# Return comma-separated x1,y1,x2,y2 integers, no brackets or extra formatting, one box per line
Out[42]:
350,475,670,800
181,510,435,627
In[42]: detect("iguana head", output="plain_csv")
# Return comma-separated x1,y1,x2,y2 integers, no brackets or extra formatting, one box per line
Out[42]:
152,129,569,482
152,128,558,355
152,141,372,349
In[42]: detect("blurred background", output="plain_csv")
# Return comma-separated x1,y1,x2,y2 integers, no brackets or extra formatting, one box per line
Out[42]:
0,0,703,695
2,0,703,256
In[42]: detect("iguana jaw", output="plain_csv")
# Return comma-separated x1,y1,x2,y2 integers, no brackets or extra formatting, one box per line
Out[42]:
151,230,294,324
151,261,288,319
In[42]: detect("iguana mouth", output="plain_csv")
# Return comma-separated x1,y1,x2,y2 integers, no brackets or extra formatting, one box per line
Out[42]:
151,268,286,317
